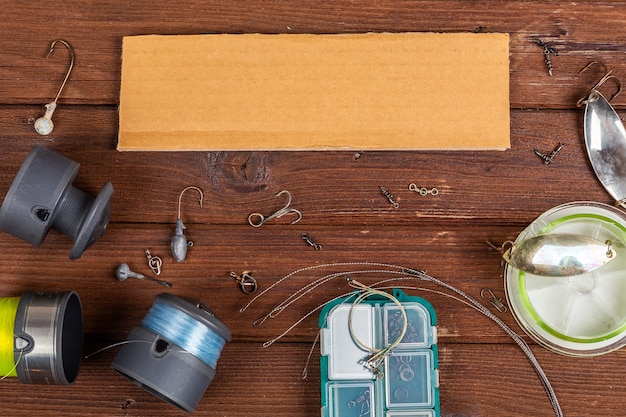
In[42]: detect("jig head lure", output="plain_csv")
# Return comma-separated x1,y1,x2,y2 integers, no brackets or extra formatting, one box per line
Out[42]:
171,186,203,263
502,233,616,277
34,39,74,135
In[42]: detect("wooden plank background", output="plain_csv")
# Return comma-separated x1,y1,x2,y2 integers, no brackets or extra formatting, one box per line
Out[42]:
1,1,625,416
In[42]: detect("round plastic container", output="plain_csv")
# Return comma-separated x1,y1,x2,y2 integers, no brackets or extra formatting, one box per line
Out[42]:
504,201,626,356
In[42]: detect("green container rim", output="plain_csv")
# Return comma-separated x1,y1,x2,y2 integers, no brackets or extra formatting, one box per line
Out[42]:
516,212,626,343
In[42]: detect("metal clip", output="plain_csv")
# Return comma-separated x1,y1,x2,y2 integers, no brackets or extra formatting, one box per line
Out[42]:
534,39,558,76
408,183,439,196
480,288,507,312
532,141,564,164
347,390,370,409
145,249,163,275
380,186,399,208
301,233,322,250
230,271,258,294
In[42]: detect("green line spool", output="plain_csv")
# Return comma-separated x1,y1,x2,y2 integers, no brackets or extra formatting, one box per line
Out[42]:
0,291,83,384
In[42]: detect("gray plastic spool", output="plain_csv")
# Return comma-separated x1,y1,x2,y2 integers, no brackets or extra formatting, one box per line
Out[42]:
111,294,232,413
13,291,84,385
0,144,114,259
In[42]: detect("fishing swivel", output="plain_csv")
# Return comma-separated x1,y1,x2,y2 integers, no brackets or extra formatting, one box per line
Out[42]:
301,232,322,250
230,271,258,294
145,249,163,275
171,186,203,263
34,39,75,136
380,186,399,208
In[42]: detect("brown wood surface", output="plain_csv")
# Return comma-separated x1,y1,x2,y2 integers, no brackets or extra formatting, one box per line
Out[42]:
1,1,625,416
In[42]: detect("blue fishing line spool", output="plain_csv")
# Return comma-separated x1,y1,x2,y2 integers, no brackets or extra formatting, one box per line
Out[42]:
111,293,232,412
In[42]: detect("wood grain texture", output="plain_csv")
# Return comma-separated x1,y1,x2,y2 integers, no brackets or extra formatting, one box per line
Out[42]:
1,1,626,416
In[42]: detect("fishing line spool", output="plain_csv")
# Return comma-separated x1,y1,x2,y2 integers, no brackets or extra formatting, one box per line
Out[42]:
0,291,83,384
0,144,114,260
111,293,232,413
505,201,626,356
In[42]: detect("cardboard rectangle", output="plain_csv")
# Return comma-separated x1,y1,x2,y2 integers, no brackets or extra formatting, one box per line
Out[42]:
117,33,510,151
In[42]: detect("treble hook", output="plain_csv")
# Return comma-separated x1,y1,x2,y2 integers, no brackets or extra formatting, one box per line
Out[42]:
248,190,302,227
577,61,622,107
171,186,204,263
34,39,75,135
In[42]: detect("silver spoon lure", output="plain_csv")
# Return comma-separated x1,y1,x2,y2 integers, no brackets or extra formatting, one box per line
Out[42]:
502,233,616,277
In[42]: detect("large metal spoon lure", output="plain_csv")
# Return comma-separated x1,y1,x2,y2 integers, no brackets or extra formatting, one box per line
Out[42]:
502,233,616,277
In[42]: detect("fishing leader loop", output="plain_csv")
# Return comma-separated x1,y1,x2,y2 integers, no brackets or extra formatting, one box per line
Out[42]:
347,278,407,378
251,267,423,326
240,261,423,314
254,269,369,326
249,262,563,417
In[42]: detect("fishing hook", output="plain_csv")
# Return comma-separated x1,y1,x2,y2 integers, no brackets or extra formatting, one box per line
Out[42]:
577,61,622,107
171,186,204,262
248,190,302,227
34,39,75,135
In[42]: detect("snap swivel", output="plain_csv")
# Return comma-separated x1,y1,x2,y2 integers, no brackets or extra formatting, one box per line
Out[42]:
230,271,258,294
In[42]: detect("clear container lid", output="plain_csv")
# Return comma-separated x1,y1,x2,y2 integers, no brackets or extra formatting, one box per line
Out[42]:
386,411,435,417
383,302,434,349
384,351,436,408
504,201,626,356
326,381,374,417
321,303,376,380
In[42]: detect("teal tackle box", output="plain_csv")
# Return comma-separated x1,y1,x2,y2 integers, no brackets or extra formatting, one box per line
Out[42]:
319,289,440,417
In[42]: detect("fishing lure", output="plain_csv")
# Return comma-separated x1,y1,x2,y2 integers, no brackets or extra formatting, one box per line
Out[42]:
171,186,203,263
578,62,626,206
502,233,616,277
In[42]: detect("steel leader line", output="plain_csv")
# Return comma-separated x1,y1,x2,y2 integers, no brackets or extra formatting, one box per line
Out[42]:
242,262,563,417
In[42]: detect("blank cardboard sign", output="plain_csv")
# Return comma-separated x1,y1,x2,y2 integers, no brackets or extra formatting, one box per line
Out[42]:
118,33,509,151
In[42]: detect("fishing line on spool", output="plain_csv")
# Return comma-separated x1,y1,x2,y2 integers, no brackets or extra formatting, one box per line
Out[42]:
0,297,21,379
141,297,227,369
0,291,83,385
244,262,563,417
87,300,228,368
110,293,232,413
